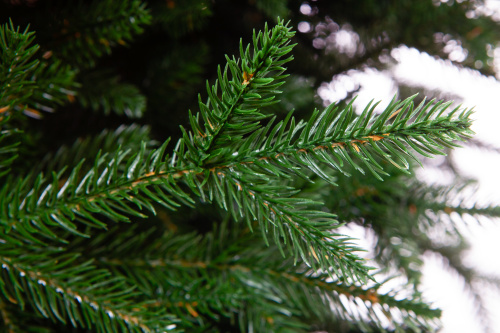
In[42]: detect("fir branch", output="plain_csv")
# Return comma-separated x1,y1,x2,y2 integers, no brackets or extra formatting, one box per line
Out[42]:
0,22,476,331
414,182,500,224
172,95,473,283
319,169,443,285
164,21,376,282
321,170,500,289
1,22,474,290
0,22,77,120
174,19,296,167
0,20,299,251
262,270,441,332
69,224,285,331
0,21,39,120
6,124,156,220
83,222,440,332
216,96,474,185
200,167,372,283
164,30,473,281
0,245,179,333
0,140,192,244
0,95,473,284
0,3,488,332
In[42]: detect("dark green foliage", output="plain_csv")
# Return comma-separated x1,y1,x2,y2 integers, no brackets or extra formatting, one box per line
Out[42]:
0,21,39,116
0,117,19,178
0,22,77,119
28,59,77,115
78,71,146,118
0,1,498,332
0,21,48,120
72,220,441,332
150,0,213,37
40,0,152,68
0,243,178,332
0,21,77,178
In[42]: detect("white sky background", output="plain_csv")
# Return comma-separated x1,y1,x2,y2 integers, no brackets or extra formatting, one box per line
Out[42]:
311,1,500,331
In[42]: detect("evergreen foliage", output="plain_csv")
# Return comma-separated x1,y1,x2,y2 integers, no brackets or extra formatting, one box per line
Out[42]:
0,1,498,332
78,71,146,118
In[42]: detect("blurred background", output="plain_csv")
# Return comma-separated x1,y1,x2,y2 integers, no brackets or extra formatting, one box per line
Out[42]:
300,1,500,331
298,1,500,331
2,0,500,331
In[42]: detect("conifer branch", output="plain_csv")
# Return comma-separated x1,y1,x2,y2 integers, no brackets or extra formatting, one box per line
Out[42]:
321,170,500,289
1,21,474,290
0,22,77,120
415,182,500,222
0,140,188,244
84,222,440,332
0,124,155,243
0,21,39,120
201,168,372,282
0,3,487,332
0,20,299,248
0,245,179,332
174,19,296,167
216,96,474,185
2,147,371,282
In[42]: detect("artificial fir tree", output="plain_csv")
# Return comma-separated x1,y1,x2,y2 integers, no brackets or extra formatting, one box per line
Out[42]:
1,1,499,332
